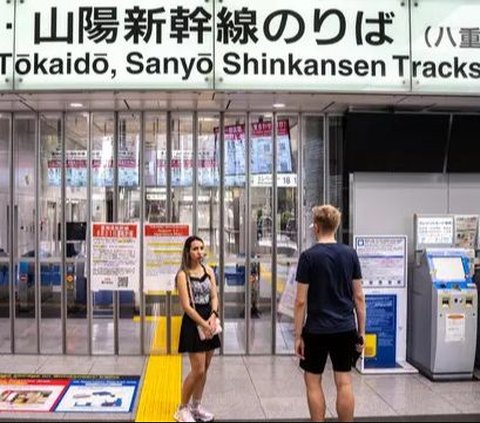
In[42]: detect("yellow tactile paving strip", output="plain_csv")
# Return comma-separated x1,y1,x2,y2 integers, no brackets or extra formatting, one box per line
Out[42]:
135,316,183,422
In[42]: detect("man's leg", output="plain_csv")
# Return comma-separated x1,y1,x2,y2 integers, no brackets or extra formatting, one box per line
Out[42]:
333,371,354,422
304,372,326,422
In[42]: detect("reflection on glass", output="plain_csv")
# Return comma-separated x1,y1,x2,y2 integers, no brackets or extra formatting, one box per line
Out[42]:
65,113,89,354
0,118,10,353
14,116,37,353
39,115,62,354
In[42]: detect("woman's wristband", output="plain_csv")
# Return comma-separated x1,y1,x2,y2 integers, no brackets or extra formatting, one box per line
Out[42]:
211,310,219,318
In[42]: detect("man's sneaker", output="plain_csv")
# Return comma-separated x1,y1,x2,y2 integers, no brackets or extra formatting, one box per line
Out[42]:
173,405,196,422
190,404,215,422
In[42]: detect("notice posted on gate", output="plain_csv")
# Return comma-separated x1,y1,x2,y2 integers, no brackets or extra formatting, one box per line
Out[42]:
91,223,140,292
144,224,190,292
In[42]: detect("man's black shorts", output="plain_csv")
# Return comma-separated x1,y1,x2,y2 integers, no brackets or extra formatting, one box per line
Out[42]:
300,330,356,374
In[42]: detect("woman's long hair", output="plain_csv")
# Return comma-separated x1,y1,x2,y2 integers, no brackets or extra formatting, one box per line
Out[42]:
176,235,204,286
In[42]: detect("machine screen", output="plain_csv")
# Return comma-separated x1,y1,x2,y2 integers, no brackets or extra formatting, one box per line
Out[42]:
431,257,465,282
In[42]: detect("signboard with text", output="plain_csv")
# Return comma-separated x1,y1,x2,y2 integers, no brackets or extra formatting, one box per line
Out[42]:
0,1,478,93
91,223,140,292
144,223,189,292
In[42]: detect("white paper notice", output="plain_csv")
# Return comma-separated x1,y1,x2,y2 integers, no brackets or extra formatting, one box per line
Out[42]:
144,224,190,292
445,314,466,343
416,216,454,246
354,236,406,287
91,223,140,291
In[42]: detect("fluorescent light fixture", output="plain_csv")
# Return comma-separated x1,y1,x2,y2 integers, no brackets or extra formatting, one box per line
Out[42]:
273,103,285,108
70,102,84,108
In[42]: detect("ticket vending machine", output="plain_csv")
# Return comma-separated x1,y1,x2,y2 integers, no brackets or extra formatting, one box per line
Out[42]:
409,248,478,380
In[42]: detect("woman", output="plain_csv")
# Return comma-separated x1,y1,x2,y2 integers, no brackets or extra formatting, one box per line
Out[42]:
174,235,221,423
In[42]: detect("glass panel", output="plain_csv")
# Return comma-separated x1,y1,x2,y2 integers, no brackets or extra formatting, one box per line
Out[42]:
198,114,220,261
0,117,10,353
303,116,325,248
276,115,299,354
118,113,141,355
171,114,193,352
39,115,62,353
144,113,168,355
329,116,345,242
91,113,115,355
65,113,89,354
250,114,273,354
223,115,247,354
14,115,37,353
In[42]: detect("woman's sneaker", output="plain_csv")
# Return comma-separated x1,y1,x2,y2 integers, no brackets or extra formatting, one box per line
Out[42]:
173,405,196,422
190,404,214,422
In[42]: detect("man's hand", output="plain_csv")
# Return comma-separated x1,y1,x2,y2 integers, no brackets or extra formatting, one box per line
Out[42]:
295,337,305,360
356,333,365,353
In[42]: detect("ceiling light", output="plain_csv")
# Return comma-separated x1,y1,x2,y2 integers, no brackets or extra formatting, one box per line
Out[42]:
273,103,285,108
70,103,84,108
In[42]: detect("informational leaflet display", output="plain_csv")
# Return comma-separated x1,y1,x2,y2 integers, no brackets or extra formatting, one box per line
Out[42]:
54,377,139,413
354,236,406,288
277,263,297,319
218,119,294,186
0,377,69,412
416,216,454,247
118,150,138,187
91,223,140,292
221,124,247,187
454,215,479,249
48,150,88,187
144,224,190,292
250,119,293,174
49,147,138,187
171,150,193,187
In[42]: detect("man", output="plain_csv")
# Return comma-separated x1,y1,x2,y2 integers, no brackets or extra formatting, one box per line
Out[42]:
294,205,366,422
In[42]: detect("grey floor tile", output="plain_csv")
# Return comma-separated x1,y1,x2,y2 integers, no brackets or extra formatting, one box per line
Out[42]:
326,386,397,418
261,396,312,420
375,386,461,415
36,356,94,375
203,393,266,421
88,356,146,376
442,391,480,414
0,354,48,373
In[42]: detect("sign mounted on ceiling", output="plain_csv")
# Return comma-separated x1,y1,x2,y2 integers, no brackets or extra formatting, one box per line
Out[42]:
0,0,478,94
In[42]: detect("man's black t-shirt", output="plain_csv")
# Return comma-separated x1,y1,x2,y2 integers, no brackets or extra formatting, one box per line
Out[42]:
296,243,362,335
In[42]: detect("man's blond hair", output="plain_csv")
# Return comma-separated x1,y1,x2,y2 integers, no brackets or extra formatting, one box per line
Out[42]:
312,205,341,234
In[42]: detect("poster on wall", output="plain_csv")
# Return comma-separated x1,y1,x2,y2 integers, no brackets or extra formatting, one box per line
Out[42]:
250,119,293,174
54,377,139,413
454,215,479,249
144,224,190,292
91,223,140,291
415,215,454,248
0,377,69,412
220,124,247,187
118,150,138,187
354,235,407,288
